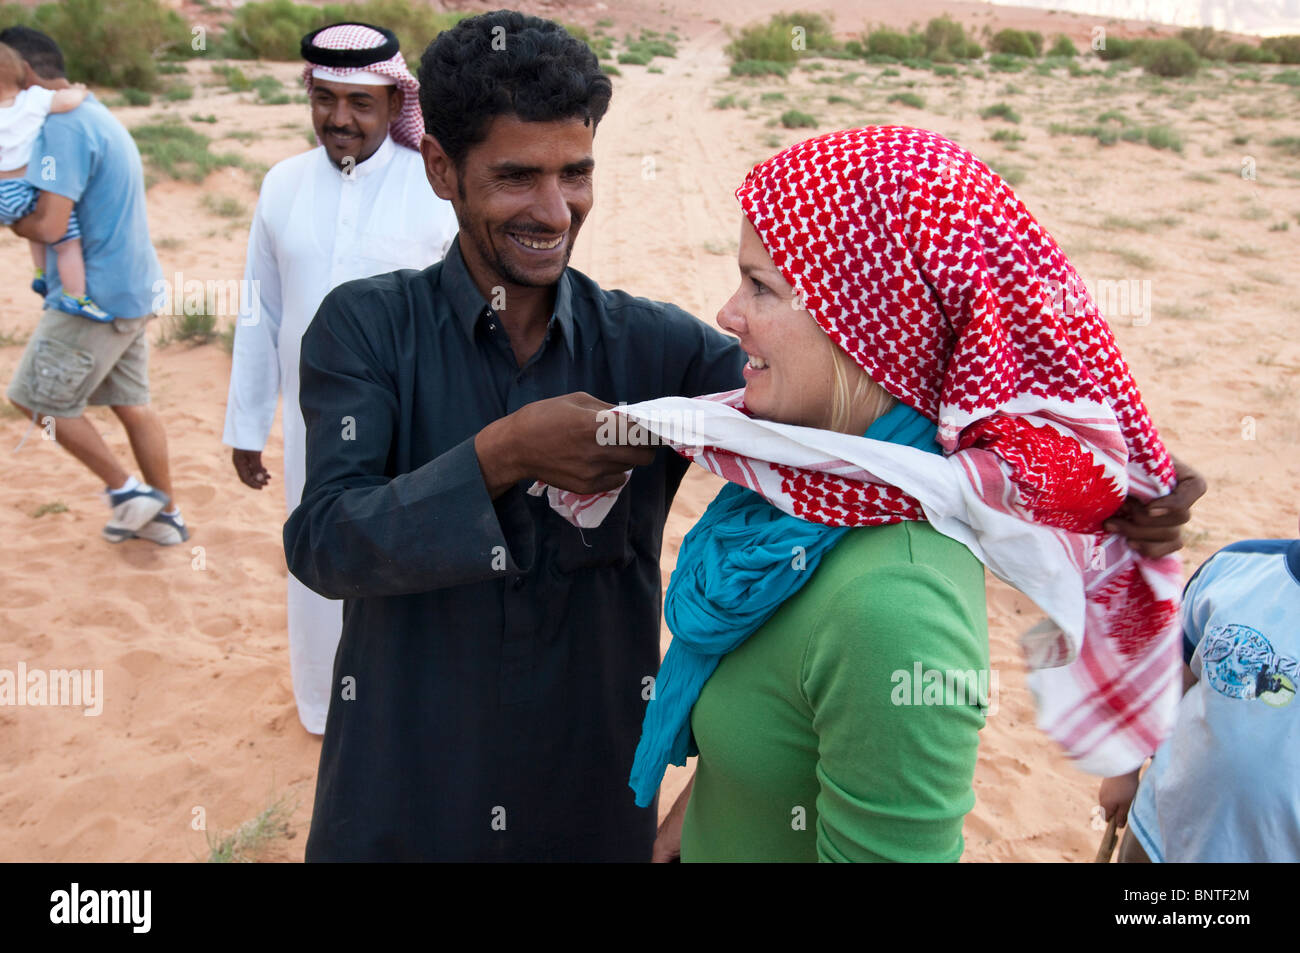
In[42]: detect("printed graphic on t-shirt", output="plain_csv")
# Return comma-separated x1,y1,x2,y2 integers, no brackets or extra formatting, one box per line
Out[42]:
1202,623,1297,708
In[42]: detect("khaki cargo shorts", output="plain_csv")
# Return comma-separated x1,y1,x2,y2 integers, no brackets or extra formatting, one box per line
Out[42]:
6,309,153,419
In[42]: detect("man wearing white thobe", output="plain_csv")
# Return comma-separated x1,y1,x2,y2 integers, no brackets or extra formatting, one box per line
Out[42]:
223,22,457,734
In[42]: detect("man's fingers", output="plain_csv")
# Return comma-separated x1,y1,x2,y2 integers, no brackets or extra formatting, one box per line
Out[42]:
1107,506,1190,530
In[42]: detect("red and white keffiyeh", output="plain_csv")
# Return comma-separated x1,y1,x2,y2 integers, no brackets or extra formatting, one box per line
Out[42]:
545,126,1184,775
300,23,424,151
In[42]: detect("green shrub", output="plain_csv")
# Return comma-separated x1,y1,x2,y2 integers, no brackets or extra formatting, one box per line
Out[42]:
251,75,284,100
600,63,620,76
980,102,1020,123
1177,26,1229,60
780,109,818,128
920,15,979,60
989,53,1027,73
1272,70,1300,86
760,91,786,101
1261,35,1300,63
1097,37,1144,61
12,0,193,90
932,64,958,77
121,87,152,106
769,10,836,51
727,11,835,65
1225,43,1263,63
887,91,924,108
901,57,932,71
866,28,918,60
627,37,677,60
1270,136,1300,156
1145,125,1183,152
1140,39,1199,77
1048,34,1078,58
713,94,738,109
730,59,790,78
163,83,193,102
216,0,464,65
212,65,253,92
131,121,244,183
991,29,1037,58
214,0,323,59
990,128,1025,143
618,49,650,65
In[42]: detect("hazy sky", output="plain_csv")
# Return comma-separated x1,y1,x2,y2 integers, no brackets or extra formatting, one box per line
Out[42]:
982,0,1300,35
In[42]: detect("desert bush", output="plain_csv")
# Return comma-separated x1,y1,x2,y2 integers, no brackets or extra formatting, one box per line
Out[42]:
866,28,918,60
727,11,835,65
980,102,1020,122
1225,42,1265,63
920,15,980,60
991,29,1037,58
1261,35,1300,63
5,0,193,90
887,91,924,108
217,0,464,66
1096,37,1147,61
1048,35,1078,58
780,109,818,128
730,59,790,78
988,53,1027,73
1145,124,1183,152
131,121,244,183
1141,38,1199,77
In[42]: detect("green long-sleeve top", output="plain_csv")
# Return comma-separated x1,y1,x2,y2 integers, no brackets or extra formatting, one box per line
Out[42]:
679,521,989,862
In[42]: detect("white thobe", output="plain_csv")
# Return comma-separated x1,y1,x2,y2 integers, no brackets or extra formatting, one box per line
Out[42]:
222,134,458,734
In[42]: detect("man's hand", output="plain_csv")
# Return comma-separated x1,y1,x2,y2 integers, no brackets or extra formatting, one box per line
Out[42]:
11,190,73,244
232,448,271,489
1103,455,1207,559
1099,769,1141,828
474,392,657,500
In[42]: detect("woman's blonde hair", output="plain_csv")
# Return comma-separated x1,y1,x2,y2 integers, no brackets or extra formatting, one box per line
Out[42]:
824,331,895,434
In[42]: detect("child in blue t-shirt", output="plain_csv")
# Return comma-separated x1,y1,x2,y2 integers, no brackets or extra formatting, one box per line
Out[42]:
0,41,109,320
1101,525,1300,862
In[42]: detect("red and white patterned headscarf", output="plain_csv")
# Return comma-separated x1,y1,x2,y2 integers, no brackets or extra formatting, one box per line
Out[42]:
300,22,424,151
549,126,1185,775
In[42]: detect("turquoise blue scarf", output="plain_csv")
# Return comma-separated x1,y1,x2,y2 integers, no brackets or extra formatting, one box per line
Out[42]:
628,402,942,808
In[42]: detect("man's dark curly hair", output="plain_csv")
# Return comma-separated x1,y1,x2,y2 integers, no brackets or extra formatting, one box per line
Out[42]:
418,10,612,167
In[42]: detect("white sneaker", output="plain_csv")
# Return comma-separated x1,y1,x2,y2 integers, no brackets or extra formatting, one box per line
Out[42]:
102,484,169,542
134,510,189,546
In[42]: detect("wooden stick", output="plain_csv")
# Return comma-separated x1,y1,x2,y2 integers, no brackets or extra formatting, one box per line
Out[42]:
1094,815,1119,863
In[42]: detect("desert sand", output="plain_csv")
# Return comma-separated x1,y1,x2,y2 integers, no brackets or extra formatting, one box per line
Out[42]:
1,0,1298,862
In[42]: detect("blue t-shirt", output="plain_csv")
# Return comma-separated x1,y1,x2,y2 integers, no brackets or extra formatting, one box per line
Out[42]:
23,93,161,318
1129,539,1300,862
